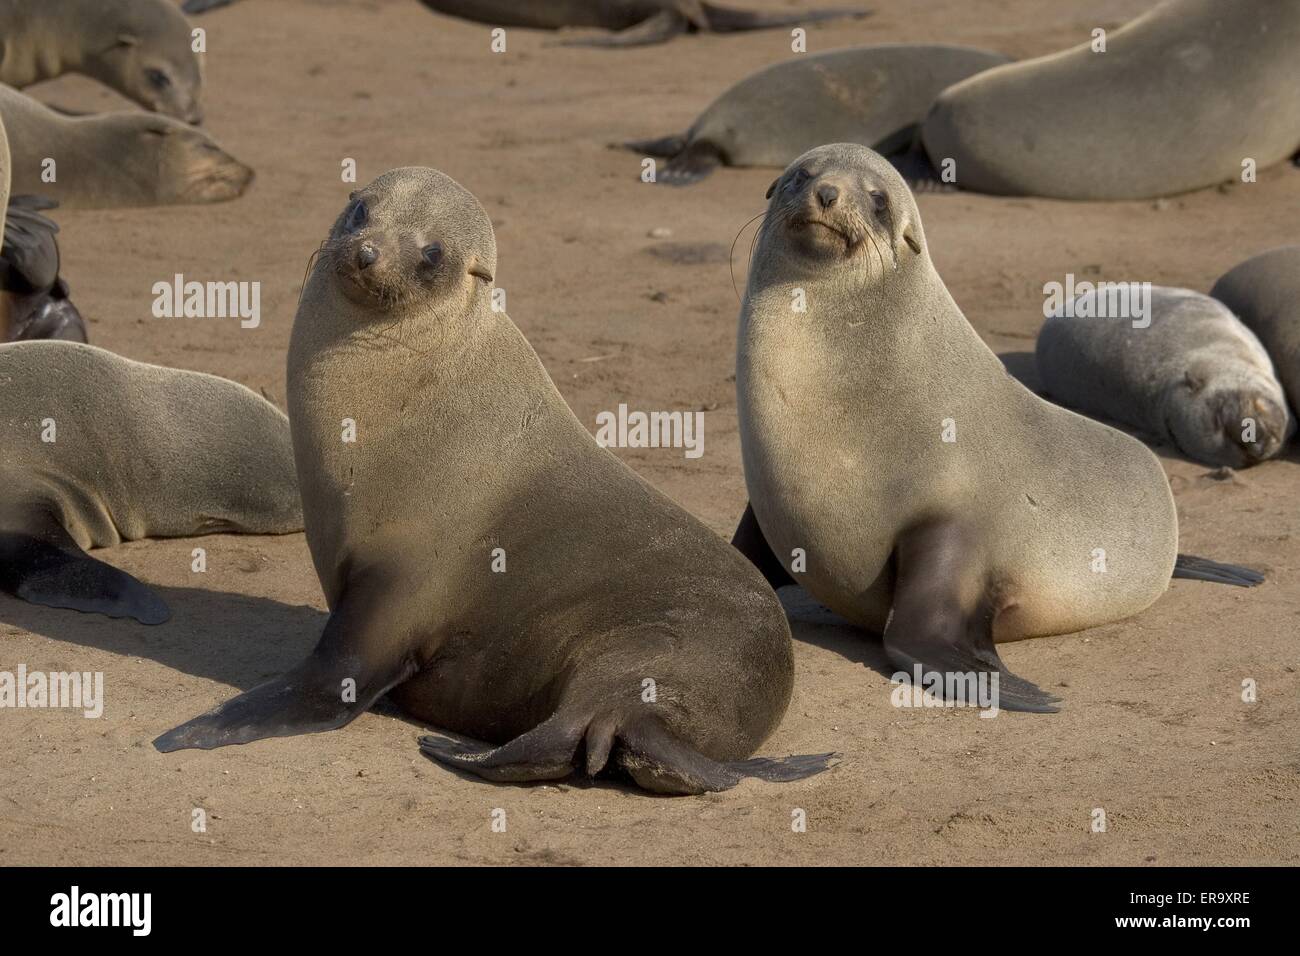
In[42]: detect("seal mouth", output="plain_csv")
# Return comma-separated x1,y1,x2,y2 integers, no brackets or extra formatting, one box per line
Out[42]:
789,215,865,253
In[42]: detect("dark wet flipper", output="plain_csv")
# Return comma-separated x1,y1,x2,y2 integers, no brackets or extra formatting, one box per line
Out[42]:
1173,553,1264,587
419,716,583,783
656,142,723,185
553,10,687,47
727,751,840,782
889,143,958,194
732,500,795,590
0,509,169,625
623,133,689,158
182,0,238,13
700,2,870,32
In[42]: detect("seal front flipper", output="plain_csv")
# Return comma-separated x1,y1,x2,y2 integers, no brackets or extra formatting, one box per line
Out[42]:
699,2,870,33
623,134,722,185
732,501,795,591
882,518,1060,714
554,9,687,48
153,582,416,752
1173,553,1264,588
0,504,169,624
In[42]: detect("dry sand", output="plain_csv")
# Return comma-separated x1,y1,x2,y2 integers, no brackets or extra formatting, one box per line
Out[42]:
1,0,1296,866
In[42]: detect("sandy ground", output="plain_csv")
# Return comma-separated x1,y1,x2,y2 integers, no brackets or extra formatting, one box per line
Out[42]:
1,0,1297,866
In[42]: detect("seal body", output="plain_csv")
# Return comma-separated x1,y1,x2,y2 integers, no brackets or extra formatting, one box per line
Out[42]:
0,85,251,209
1036,287,1292,467
732,145,1262,713
630,44,1009,183
0,341,302,623
921,0,1300,199
155,167,832,794
0,0,204,123
1211,246,1300,417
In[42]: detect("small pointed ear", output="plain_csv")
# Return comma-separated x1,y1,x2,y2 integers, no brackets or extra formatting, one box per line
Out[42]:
115,33,140,48
903,229,921,255
1183,370,1205,393
765,177,780,200
469,259,494,283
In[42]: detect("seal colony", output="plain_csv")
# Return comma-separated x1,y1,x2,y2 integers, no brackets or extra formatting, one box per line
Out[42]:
0,341,302,624
154,168,834,795
732,145,1262,711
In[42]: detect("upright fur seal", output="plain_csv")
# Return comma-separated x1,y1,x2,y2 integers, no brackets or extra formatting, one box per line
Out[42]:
1211,247,1300,417
1036,287,1292,468
155,167,833,795
419,0,869,47
921,0,1300,200
0,341,302,624
0,84,251,209
629,44,1009,184
733,144,1261,711
0,0,204,124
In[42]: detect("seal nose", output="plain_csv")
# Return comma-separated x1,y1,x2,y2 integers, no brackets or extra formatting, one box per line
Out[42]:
356,242,379,270
816,184,839,209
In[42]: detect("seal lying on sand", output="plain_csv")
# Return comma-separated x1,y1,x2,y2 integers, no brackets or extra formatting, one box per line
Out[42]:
733,144,1262,712
1036,287,1292,468
154,167,834,795
0,342,302,624
418,0,869,47
1212,247,1300,418
629,44,1009,184
920,0,1300,199
0,0,204,124
0,84,252,208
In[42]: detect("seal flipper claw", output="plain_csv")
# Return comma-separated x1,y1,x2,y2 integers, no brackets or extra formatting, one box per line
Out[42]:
883,518,1060,714
732,501,795,590
0,509,169,625
1173,553,1264,587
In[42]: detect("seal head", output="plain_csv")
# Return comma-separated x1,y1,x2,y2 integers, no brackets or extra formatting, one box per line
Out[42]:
83,0,205,124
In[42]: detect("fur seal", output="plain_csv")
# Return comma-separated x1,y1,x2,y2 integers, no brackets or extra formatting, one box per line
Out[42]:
920,0,1300,200
0,341,302,624
629,44,1009,184
154,167,834,795
0,84,251,209
732,144,1262,712
1211,247,1300,417
419,1,869,48
0,0,204,124
1036,287,1292,468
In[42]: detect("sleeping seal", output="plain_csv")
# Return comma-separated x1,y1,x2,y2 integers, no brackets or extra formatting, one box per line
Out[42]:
921,0,1300,199
1036,286,1292,468
0,0,204,124
418,0,869,48
732,144,1262,712
0,342,302,624
154,166,834,795
1211,246,1300,417
628,44,1009,184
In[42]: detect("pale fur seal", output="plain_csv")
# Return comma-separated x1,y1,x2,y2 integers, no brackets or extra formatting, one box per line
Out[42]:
0,341,302,624
0,0,204,124
920,0,1300,199
155,167,833,795
419,1,869,48
629,44,1009,184
0,84,251,209
1211,247,1300,417
1036,287,1292,468
732,144,1262,712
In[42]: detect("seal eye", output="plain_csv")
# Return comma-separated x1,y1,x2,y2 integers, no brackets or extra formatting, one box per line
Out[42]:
145,68,171,89
870,190,888,213
343,199,368,234
787,168,811,192
421,243,444,268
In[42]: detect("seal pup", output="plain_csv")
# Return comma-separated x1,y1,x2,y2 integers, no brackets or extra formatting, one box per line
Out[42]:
733,144,1262,711
0,0,204,124
154,167,834,795
629,44,1009,184
0,85,251,209
419,1,869,48
1211,247,1300,417
1036,287,1292,468
0,341,302,624
920,0,1300,200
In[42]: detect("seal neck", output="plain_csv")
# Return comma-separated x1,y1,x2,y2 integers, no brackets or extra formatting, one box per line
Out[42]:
0,3,84,86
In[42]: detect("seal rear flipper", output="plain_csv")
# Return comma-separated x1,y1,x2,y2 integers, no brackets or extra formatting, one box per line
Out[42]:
732,501,795,590
419,714,586,783
182,0,239,13
883,519,1060,714
553,10,687,48
888,143,958,194
700,2,870,32
623,134,689,159
0,514,169,625
1173,553,1264,588
153,585,416,752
